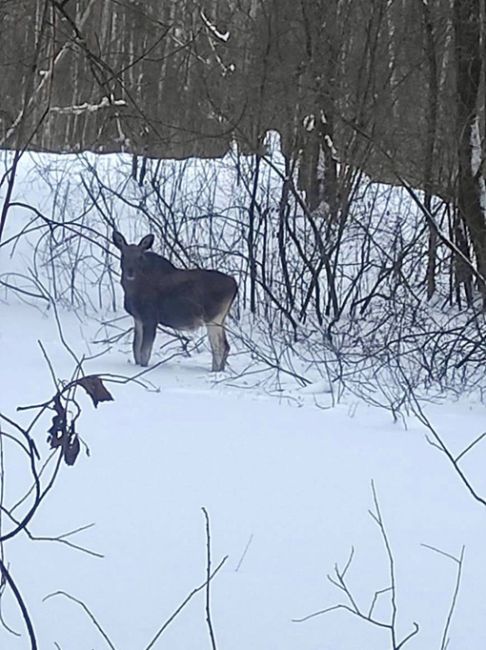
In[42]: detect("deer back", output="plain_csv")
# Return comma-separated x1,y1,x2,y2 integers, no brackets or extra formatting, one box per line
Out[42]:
113,230,237,329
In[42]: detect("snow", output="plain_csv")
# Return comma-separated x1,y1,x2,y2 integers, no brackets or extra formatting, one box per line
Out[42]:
50,96,127,115
200,10,230,42
0,302,485,650
1,152,486,649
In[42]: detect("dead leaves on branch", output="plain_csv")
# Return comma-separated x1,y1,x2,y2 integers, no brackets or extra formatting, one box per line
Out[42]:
47,375,113,466
64,434,80,466
78,375,114,408
47,401,80,467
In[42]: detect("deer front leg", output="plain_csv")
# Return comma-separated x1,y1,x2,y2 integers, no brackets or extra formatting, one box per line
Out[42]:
140,320,157,366
133,318,143,364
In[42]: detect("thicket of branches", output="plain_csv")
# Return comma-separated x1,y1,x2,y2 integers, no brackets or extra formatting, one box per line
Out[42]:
2,144,486,413
2,0,486,309
1,0,486,408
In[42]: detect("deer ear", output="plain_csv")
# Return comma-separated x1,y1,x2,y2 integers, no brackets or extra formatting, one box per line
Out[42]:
139,234,154,250
113,230,127,250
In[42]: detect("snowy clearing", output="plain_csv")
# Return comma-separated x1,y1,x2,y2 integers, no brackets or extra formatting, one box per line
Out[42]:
1,150,486,650
0,303,485,650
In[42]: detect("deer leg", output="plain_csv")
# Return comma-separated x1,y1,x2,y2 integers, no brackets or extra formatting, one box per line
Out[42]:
220,330,230,369
140,320,157,367
206,293,235,371
133,318,143,364
207,323,229,371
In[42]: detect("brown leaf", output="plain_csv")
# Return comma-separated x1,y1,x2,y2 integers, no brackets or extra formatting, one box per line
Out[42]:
78,376,114,408
47,418,64,448
47,398,67,449
64,434,80,466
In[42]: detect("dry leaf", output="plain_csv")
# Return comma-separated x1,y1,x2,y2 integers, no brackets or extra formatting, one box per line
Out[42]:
64,433,80,466
47,397,67,449
78,376,114,408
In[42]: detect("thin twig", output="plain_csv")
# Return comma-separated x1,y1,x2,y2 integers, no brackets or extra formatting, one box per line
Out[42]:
294,484,419,649
370,480,398,647
202,507,219,650
422,543,465,650
455,431,486,463
398,367,486,508
143,555,228,650
234,533,254,572
0,556,37,649
43,591,116,650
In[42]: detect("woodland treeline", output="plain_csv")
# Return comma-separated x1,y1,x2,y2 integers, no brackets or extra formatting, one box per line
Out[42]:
1,0,486,306
0,1,481,186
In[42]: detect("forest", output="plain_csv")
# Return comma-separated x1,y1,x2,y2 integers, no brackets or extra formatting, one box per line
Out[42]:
0,1,485,649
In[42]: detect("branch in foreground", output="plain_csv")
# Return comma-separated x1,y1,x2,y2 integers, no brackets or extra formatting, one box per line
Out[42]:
421,543,465,650
0,556,37,650
144,553,228,650
202,507,219,650
43,591,116,650
396,364,486,508
293,482,419,650
413,402,486,508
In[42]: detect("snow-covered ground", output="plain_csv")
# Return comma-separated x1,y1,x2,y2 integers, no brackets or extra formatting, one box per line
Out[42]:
0,302,485,650
1,151,486,649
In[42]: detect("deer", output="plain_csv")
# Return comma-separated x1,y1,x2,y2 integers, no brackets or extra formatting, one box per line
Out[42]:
112,230,238,371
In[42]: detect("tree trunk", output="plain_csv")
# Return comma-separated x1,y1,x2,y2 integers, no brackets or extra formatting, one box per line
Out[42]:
453,0,486,300
421,0,439,301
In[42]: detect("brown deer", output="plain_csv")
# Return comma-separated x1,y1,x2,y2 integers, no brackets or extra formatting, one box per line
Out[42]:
112,231,237,371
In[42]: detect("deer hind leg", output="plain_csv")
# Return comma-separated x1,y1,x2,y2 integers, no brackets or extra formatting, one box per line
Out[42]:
207,323,230,372
206,295,234,372
207,323,229,372
139,319,157,367
133,318,144,364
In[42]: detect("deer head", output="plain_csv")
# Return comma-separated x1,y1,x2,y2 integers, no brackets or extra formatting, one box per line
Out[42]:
112,231,154,282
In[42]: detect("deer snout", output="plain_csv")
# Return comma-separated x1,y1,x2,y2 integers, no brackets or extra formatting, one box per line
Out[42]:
121,261,137,281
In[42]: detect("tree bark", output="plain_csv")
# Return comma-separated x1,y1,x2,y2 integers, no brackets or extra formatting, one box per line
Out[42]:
453,0,486,299
421,0,439,301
